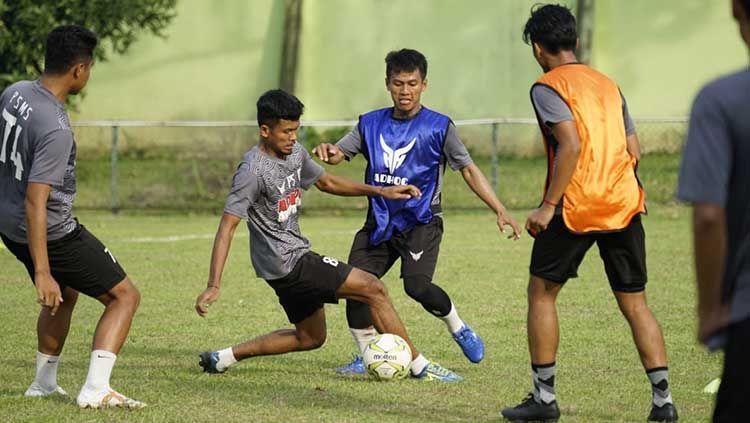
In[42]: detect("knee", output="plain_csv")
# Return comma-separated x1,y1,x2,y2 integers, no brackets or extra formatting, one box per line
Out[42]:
299,332,326,350
362,275,388,302
403,275,431,301
112,279,141,310
618,297,650,319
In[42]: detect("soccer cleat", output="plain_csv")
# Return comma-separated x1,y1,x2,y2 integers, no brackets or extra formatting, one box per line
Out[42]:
76,389,146,409
452,322,485,363
334,354,366,375
24,382,68,397
411,362,463,382
199,351,225,374
501,393,560,422
648,403,678,422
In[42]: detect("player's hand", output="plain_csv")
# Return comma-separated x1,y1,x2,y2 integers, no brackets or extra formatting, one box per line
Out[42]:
380,185,422,200
195,286,220,317
312,143,342,163
34,271,63,316
698,304,729,346
497,211,521,240
525,204,555,236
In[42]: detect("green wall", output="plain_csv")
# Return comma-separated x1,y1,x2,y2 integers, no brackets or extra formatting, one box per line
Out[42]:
73,0,747,121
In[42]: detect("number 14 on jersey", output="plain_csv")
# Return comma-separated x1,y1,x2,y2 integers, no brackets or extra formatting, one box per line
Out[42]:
1,108,24,181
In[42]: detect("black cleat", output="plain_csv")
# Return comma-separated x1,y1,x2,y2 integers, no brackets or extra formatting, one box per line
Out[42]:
648,403,678,422
199,351,225,374
501,393,560,422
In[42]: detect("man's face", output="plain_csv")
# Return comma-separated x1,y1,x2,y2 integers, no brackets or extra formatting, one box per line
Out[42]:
260,119,300,156
386,69,427,115
733,0,750,47
69,60,93,95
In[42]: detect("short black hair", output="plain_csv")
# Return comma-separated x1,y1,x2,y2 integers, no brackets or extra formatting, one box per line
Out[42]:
523,4,577,54
385,49,427,80
256,89,304,127
44,25,98,75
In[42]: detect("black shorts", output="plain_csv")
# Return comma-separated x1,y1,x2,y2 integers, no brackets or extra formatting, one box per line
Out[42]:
347,216,443,280
1,224,127,298
714,317,750,422
529,214,646,292
266,251,353,324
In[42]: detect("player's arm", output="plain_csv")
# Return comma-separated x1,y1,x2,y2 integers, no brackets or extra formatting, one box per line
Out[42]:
621,90,641,162
195,212,242,317
626,133,641,163
459,163,521,239
314,171,421,200
526,120,581,235
692,203,728,344
25,182,63,316
312,125,361,165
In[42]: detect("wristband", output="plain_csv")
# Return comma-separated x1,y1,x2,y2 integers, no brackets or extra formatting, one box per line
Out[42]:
543,199,558,207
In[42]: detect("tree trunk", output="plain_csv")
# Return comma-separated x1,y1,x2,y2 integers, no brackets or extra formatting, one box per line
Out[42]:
280,0,302,93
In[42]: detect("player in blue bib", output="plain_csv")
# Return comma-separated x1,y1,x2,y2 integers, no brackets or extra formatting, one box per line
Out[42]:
314,49,521,374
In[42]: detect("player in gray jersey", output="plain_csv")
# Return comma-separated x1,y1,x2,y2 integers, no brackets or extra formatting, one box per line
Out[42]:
313,49,521,375
0,26,143,408
678,1,750,420
194,89,462,381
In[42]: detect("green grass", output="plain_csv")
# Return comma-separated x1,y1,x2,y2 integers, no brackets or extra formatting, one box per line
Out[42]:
72,152,683,212
0,206,720,422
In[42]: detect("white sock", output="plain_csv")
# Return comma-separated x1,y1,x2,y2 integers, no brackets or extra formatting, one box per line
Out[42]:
349,327,377,354
33,352,60,390
441,303,465,334
81,350,117,393
409,354,429,375
216,347,237,371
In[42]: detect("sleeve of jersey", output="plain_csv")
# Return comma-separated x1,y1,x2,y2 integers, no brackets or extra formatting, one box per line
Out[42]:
27,129,74,186
223,164,260,220
444,123,473,171
335,124,362,160
619,90,637,136
676,87,731,207
532,85,574,127
299,148,325,189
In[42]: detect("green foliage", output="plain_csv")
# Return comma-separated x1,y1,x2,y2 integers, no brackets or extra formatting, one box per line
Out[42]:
0,0,177,100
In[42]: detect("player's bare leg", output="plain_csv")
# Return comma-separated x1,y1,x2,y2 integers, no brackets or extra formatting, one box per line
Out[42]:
25,286,79,397
77,277,144,409
527,275,562,364
230,308,328,359
336,268,416,357
614,290,675,420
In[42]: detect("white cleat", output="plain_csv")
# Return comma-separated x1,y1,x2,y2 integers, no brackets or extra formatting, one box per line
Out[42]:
77,389,146,409
24,382,69,397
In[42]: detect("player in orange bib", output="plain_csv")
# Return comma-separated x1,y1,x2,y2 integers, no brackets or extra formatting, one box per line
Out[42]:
500,4,677,422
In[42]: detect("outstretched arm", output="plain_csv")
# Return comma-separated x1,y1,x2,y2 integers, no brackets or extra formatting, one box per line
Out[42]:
460,163,521,239
195,212,242,317
314,171,421,199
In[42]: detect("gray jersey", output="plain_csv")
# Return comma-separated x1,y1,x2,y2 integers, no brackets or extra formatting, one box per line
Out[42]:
224,143,325,280
677,69,750,325
0,80,77,243
336,120,473,209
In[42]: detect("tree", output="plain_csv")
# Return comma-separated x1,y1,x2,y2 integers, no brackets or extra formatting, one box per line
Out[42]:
0,0,177,96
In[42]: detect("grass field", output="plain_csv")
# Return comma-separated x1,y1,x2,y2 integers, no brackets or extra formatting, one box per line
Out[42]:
0,206,721,422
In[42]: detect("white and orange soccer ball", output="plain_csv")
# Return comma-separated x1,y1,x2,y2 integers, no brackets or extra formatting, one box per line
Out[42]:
362,333,412,380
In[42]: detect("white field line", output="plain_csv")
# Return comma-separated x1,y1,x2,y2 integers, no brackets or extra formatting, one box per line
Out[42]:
122,230,356,244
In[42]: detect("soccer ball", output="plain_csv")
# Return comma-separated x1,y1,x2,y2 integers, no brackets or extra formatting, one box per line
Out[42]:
362,333,412,380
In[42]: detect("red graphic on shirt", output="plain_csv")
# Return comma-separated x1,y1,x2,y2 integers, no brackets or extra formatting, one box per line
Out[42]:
277,188,301,222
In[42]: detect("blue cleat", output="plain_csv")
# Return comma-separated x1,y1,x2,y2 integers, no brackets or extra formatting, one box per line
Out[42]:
199,351,225,374
411,362,463,382
453,322,485,363
334,354,366,375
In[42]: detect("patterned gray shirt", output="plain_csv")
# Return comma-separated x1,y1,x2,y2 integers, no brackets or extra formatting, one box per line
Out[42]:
224,143,325,280
0,80,77,243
